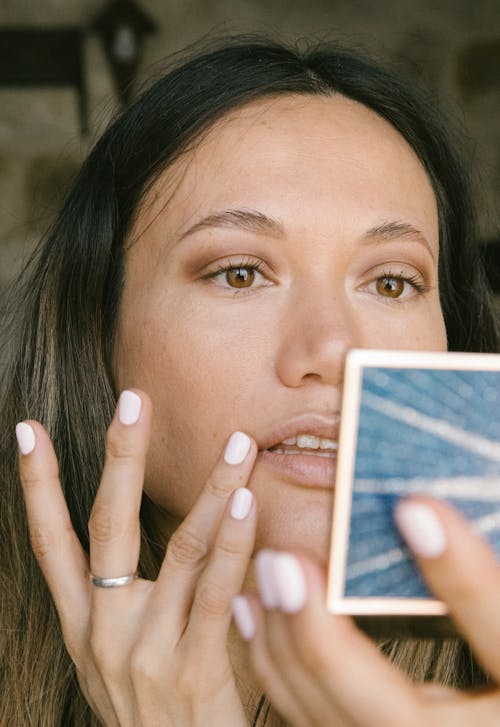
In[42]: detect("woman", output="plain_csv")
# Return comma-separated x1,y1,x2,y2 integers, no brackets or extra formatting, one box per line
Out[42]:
1,34,499,726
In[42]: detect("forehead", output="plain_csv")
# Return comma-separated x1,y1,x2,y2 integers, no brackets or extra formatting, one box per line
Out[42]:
131,93,438,250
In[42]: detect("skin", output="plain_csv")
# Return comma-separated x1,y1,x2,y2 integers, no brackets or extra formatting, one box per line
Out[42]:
241,500,500,727
25,93,498,727
114,92,447,562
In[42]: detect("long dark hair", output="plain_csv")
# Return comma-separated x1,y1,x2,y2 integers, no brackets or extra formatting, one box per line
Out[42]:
1,34,497,726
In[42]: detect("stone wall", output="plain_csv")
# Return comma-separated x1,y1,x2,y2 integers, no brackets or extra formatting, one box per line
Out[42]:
1,0,499,300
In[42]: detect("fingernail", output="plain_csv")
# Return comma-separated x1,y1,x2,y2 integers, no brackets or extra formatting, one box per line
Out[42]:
231,488,253,520
273,552,307,613
16,422,35,455
394,501,447,558
224,431,251,465
118,390,142,425
232,595,256,640
255,550,280,609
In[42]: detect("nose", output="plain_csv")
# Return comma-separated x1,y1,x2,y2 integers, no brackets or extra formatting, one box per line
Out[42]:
274,280,361,389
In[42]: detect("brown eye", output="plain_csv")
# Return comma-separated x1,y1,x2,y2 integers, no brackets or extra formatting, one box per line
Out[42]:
226,267,256,288
376,275,405,298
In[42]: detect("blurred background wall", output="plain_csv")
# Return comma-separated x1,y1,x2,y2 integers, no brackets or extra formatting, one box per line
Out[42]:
0,0,499,303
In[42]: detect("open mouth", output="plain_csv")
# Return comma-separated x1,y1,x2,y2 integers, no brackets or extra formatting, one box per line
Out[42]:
257,413,341,487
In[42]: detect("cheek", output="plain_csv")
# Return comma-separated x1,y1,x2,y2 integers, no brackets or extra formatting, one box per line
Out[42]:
359,299,447,352
118,299,273,517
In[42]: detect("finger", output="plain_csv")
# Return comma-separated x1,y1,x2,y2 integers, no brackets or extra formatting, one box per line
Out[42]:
185,486,257,651
16,420,89,647
88,389,151,580
416,681,498,705
17,422,122,723
156,431,258,628
251,550,348,727
233,594,316,727
426,690,500,726
255,550,420,727
260,610,349,727
395,496,500,683
416,683,465,701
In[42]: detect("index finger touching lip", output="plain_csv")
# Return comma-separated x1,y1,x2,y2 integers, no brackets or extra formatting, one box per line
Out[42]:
159,431,258,583
178,430,258,543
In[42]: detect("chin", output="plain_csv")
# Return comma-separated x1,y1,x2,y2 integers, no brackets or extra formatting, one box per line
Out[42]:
252,481,333,565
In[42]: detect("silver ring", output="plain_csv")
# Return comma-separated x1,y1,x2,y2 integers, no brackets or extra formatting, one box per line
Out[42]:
89,572,138,588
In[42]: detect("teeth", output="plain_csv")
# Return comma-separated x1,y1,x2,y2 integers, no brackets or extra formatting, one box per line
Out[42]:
280,434,337,450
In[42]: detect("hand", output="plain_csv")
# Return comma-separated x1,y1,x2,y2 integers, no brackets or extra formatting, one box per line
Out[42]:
16,389,258,727
234,497,500,727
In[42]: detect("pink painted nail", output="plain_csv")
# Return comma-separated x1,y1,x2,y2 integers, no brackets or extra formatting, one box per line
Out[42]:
118,390,142,425
231,488,253,520
255,550,280,609
395,501,447,558
224,431,251,465
273,552,307,613
232,595,256,640
16,422,35,455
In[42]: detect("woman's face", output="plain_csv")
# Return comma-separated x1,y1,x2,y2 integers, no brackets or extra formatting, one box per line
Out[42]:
114,93,446,561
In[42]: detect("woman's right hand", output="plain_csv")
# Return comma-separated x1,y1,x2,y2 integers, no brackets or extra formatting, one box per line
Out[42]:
16,389,258,726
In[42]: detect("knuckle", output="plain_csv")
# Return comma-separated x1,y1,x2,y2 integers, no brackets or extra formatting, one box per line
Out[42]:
175,665,198,697
29,525,54,559
89,632,121,678
205,474,233,502
88,503,134,545
105,427,140,462
129,647,158,686
194,581,230,618
89,634,108,669
166,528,208,567
21,471,60,493
29,519,73,560
214,535,244,560
175,656,234,699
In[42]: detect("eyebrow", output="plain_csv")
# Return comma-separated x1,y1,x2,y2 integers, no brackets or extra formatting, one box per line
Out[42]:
177,208,284,242
362,221,436,260
176,209,435,259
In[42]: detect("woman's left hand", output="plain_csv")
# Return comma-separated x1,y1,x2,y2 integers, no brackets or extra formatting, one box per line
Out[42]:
234,496,500,727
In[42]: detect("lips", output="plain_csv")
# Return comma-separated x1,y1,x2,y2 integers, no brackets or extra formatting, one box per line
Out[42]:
257,412,340,489
259,449,337,488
